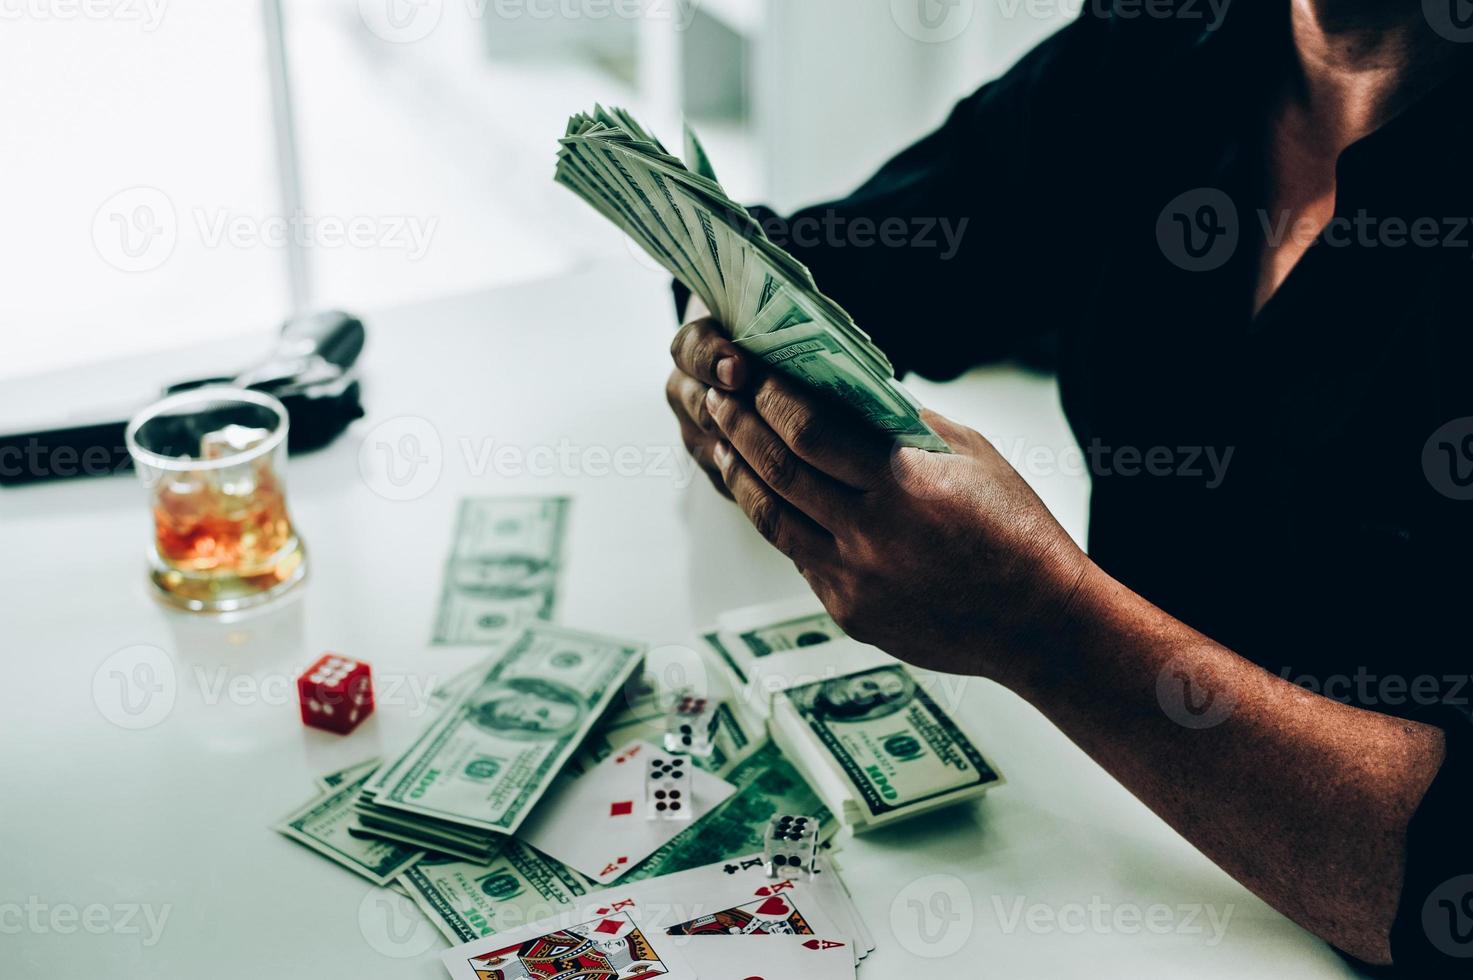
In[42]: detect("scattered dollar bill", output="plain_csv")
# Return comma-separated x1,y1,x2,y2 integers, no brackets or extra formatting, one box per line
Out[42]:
316,757,381,792
273,768,424,885
772,663,1003,831
718,595,844,659
432,497,570,645
352,809,502,864
614,742,833,883
567,658,764,780
554,106,949,452
398,743,830,943
709,595,893,704
700,629,746,682
358,622,645,854
429,657,496,708
398,842,591,944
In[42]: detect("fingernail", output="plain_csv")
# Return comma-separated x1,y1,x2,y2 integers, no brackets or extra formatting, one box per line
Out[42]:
716,357,737,388
705,386,725,415
713,440,732,469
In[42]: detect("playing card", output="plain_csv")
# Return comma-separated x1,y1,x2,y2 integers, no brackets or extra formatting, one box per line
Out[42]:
441,908,697,980
674,936,855,980
664,891,819,936
580,855,863,962
518,741,735,884
824,858,876,957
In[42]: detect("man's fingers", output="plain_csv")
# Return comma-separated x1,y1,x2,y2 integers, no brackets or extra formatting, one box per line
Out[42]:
670,317,747,391
673,413,732,499
920,408,990,456
706,388,854,532
749,373,893,490
714,440,834,567
666,370,714,431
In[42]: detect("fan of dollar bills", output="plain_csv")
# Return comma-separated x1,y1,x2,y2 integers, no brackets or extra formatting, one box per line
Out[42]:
555,106,950,452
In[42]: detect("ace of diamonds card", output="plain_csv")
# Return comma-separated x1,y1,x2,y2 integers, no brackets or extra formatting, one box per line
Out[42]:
518,741,735,885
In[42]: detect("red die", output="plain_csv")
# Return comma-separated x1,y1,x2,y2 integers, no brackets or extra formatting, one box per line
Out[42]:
297,653,374,734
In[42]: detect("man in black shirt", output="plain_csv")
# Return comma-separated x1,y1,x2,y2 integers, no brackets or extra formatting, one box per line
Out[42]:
663,0,1473,973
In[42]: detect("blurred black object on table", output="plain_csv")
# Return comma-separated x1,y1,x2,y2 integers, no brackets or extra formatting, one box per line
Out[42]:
0,311,366,486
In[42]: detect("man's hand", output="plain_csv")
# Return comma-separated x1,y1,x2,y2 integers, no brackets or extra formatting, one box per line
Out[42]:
665,300,748,498
702,372,1093,680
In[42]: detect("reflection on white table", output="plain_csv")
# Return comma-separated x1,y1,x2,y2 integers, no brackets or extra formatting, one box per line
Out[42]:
0,260,1356,978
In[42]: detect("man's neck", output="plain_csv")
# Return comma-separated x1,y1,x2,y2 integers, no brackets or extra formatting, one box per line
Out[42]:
1287,0,1463,151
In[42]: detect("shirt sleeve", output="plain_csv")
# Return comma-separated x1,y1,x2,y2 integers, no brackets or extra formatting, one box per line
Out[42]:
676,7,1129,379
1388,705,1473,976
1384,419,1473,976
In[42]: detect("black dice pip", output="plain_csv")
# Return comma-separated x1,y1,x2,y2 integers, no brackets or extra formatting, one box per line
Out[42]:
763,813,818,878
645,755,691,820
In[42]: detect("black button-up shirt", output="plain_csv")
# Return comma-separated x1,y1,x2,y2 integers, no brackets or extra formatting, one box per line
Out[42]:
732,1,1473,972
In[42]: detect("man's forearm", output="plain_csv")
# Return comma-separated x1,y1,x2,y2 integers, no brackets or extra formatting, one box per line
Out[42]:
1006,563,1447,965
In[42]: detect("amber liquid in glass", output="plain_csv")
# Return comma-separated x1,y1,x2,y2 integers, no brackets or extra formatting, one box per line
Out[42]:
150,461,304,606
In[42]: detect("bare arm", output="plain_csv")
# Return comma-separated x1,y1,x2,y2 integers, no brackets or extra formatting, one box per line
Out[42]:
674,334,1452,965
1016,565,1445,964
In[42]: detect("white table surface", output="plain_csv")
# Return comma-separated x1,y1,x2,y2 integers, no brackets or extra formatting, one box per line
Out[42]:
0,259,1359,978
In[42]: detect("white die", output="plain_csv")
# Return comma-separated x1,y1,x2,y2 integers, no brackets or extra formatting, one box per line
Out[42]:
645,755,692,820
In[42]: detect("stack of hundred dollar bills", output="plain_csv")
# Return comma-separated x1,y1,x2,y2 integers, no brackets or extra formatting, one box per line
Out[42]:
555,105,950,452
704,598,1005,832
770,662,1005,832
353,622,646,861
703,594,892,698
